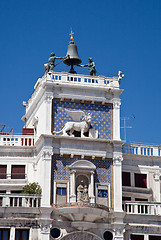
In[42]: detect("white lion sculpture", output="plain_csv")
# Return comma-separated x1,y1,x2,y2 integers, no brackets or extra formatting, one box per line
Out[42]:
53,109,92,138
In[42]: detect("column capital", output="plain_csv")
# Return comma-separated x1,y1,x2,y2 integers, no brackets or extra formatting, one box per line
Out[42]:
45,94,53,104
113,224,125,239
153,172,160,181
112,98,121,109
41,224,51,234
113,155,123,166
42,150,53,160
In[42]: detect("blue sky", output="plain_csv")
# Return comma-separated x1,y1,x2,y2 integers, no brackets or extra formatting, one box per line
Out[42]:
0,0,161,144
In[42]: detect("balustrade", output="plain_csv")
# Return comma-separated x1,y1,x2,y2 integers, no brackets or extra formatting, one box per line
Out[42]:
123,201,161,215
122,143,161,157
0,135,35,147
0,194,41,208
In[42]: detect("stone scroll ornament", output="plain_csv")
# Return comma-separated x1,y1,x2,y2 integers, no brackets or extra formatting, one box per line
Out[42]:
53,109,98,138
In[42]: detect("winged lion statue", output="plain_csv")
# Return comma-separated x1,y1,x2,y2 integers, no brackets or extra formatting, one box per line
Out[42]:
53,109,92,138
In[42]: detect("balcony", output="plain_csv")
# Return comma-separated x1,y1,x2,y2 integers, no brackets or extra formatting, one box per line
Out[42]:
53,202,110,224
0,193,41,208
123,201,161,216
122,143,161,157
0,135,35,147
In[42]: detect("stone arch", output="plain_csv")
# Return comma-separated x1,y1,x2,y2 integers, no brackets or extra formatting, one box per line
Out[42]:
69,160,96,171
61,231,102,240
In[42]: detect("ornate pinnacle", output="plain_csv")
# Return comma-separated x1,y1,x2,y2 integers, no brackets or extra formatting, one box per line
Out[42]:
69,28,74,41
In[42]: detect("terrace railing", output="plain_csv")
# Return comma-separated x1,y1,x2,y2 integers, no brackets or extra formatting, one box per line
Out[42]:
123,201,161,215
0,135,34,147
0,194,41,208
122,143,161,157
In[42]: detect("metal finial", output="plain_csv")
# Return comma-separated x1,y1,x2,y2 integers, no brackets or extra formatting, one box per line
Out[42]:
69,28,74,41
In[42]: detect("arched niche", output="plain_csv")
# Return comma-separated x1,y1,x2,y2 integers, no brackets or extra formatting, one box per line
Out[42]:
69,160,96,203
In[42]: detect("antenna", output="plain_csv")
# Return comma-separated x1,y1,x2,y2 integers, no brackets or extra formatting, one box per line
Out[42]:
121,115,135,141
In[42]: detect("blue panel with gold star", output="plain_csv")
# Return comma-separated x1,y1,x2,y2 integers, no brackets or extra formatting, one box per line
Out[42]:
53,100,112,139
52,155,112,206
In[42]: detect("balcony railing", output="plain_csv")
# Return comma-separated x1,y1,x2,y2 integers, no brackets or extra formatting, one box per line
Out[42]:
122,143,161,157
123,201,161,215
43,72,120,89
0,194,41,208
54,202,110,212
0,135,34,147
26,72,120,111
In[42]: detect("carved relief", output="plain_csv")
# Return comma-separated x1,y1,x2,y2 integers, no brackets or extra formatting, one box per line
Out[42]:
53,109,98,138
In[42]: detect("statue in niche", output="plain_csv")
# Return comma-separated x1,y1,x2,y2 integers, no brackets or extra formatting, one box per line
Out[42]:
53,109,98,138
77,181,84,202
77,181,89,202
83,185,89,202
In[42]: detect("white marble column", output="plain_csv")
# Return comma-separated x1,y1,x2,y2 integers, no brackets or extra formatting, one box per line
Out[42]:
89,171,95,203
40,224,50,240
153,172,160,202
45,94,53,135
9,227,15,240
112,98,121,141
70,170,76,202
113,226,124,240
113,154,123,211
41,150,52,207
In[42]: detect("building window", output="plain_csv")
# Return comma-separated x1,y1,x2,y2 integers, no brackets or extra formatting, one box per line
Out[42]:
122,172,131,186
122,196,131,201
97,185,109,207
57,187,67,195
56,183,67,204
135,173,147,188
131,235,144,240
11,165,25,179
0,165,7,179
15,229,29,240
0,229,10,240
149,236,161,240
98,190,108,197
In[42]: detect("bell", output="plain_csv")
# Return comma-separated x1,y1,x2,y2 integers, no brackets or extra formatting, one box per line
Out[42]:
63,30,82,73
